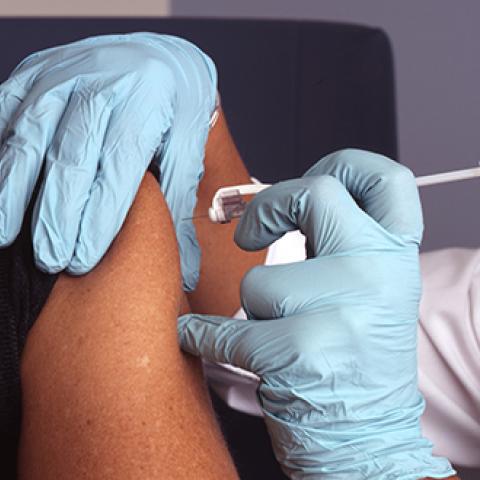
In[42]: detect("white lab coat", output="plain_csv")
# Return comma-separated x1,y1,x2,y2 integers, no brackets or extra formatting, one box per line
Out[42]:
204,232,480,467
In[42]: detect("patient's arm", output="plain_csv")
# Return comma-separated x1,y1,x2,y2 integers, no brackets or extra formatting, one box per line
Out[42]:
18,107,266,479
18,172,239,479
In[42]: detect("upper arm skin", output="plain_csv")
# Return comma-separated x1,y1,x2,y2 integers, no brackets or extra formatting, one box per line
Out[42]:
188,108,268,316
19,173,239,479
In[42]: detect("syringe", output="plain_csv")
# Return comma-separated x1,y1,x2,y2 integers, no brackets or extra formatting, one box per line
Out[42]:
206,164,480,224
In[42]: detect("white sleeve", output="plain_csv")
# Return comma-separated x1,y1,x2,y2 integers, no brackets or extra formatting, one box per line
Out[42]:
418,248,480,467
203,229,306,417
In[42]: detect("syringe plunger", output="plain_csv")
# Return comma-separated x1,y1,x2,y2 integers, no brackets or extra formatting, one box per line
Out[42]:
207,163,480,224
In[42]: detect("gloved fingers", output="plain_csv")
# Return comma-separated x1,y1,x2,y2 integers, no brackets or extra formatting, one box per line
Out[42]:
178,313,296,375
303,149,423,244
66,99,164,274
0,87,68,246
155,127,210,292
31,86,113,272
235,175,382,257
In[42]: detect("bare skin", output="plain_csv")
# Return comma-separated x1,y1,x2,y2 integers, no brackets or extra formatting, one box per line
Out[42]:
17,108,458,479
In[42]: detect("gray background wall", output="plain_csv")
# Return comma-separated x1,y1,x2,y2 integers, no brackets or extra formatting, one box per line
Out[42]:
173,0,480,252
0,0,169,16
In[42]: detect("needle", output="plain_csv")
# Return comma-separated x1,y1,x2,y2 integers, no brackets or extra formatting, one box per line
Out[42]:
182,214,211,221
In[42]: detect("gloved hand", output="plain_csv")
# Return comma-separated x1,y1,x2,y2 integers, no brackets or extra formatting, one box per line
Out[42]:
0,33,217,290
178,149,456,478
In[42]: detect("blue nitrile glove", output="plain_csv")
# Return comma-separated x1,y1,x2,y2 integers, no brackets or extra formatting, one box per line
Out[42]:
0,33,217,290
178,149,456,479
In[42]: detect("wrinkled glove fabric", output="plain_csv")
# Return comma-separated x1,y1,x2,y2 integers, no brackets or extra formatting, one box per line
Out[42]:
178,149,456,479
0,33,217,290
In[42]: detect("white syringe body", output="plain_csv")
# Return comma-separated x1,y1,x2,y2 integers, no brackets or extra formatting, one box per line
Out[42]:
208,164,480,223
